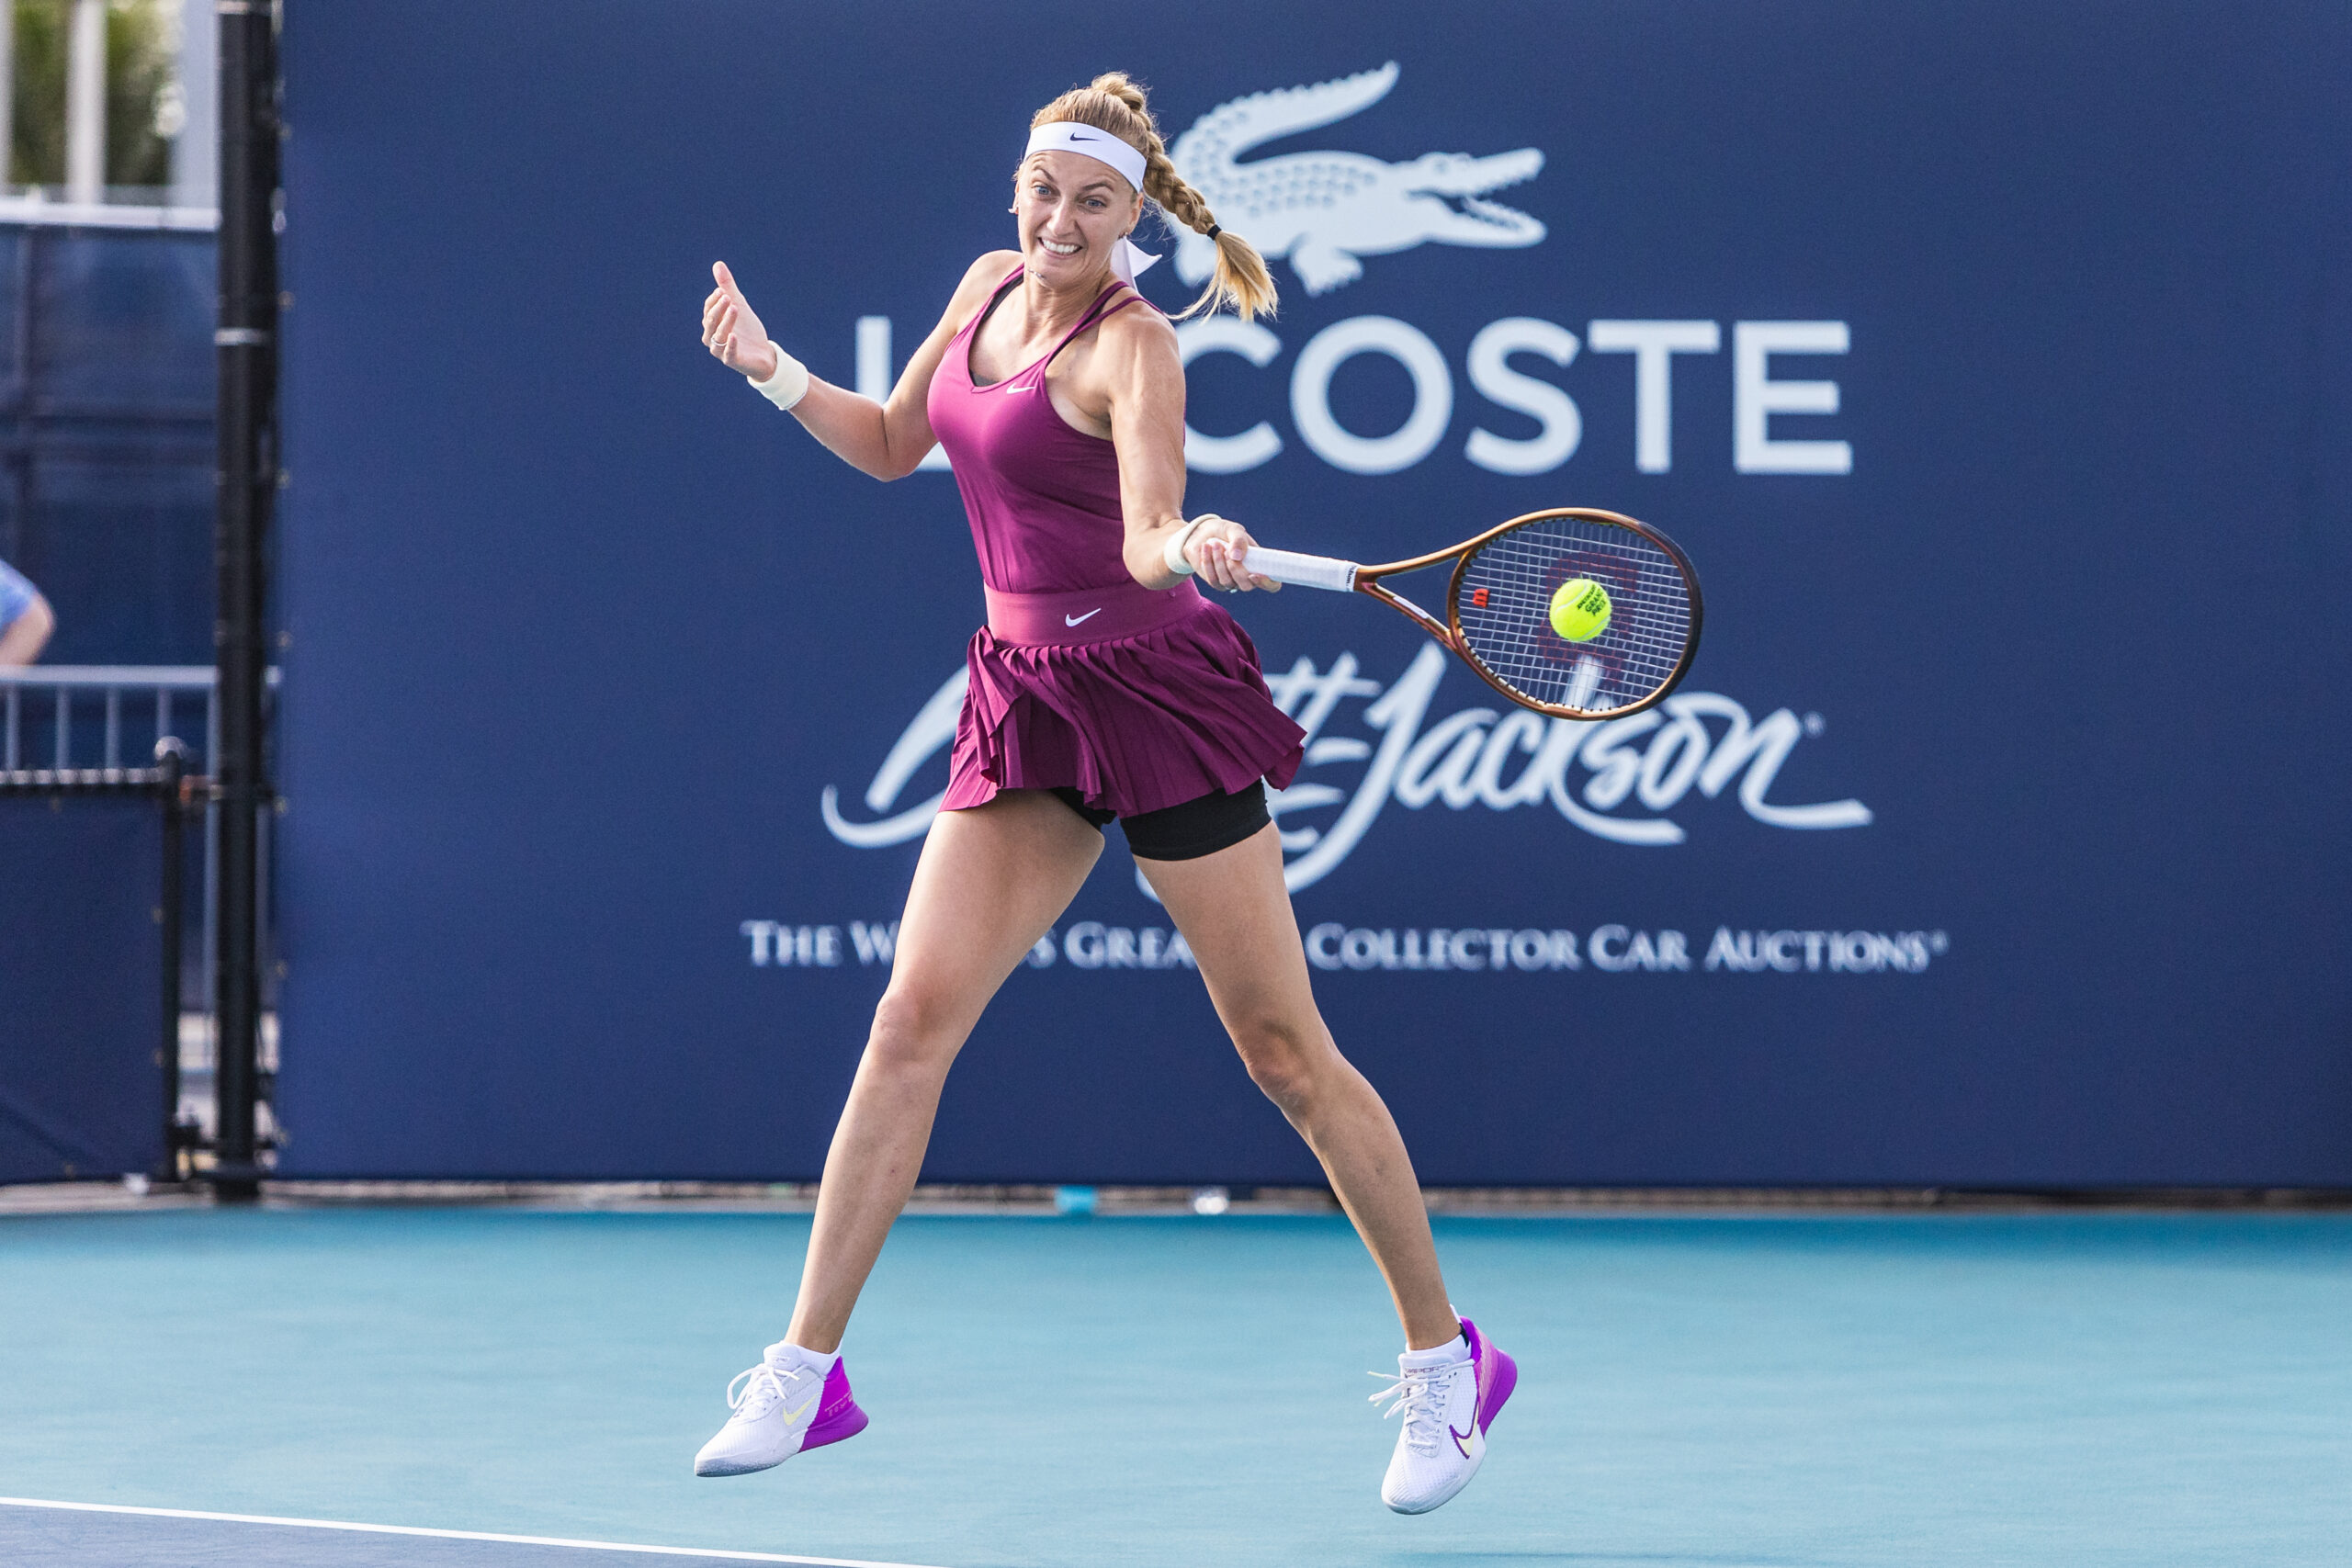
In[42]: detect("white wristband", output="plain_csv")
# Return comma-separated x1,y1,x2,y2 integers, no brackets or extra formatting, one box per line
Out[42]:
1162,517,1209,577
747,345,810,411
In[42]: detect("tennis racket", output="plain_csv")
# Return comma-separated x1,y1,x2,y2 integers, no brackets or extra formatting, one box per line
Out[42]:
1242,507,1702,721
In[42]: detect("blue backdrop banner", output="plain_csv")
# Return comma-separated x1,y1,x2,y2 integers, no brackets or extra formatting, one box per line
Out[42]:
275,0,2352,1184
0,801,161,1182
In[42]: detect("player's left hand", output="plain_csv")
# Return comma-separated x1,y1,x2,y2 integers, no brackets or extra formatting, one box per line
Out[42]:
703,261,780,381
1183,514,1281,593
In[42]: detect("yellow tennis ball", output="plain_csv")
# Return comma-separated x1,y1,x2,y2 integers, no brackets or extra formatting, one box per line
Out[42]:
1549,578,1611,641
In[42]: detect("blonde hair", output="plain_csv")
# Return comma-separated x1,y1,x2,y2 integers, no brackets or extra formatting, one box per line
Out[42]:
1026,72,1277,322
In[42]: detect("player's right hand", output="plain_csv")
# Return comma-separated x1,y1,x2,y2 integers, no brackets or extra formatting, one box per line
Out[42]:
703,261,780,381
1183,514,1282,593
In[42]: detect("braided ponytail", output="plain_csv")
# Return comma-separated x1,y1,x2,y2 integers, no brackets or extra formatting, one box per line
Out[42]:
1027,72,1278,322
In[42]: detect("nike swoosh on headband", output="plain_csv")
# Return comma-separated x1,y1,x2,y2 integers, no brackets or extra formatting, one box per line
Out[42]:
1065,608,1102,626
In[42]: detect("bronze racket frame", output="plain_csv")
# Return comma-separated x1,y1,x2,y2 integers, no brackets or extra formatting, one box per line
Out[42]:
1341,507,1705,722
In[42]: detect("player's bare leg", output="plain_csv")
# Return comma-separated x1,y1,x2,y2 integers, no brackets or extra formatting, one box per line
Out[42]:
1143,820,1516,1512
694,790,1099,1478
1137,823,1454,1348
788,790,1102,1350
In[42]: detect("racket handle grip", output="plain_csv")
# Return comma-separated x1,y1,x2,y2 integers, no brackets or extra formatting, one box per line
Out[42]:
1241,547,1358,592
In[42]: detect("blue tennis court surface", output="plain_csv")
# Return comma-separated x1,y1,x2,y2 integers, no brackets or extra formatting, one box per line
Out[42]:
3,1206,2346,1567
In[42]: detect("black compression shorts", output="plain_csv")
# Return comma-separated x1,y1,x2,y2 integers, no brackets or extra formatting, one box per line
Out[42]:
1049,780,1271,862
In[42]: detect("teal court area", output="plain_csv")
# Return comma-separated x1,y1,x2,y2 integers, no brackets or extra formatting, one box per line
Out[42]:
2,1206,2346,1568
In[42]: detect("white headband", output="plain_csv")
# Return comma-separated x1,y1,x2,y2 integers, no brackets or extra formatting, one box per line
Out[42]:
1024,122,1148,190
1020,122,1161,285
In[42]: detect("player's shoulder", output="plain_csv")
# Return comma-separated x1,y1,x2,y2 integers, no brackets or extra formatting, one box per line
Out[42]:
952,250,1025,299
1096,286,1178,359
935,251,1025,334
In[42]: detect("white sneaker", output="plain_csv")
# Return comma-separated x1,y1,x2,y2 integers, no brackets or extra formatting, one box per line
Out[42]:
692,1342,869,1477
1372,1315,1518,1514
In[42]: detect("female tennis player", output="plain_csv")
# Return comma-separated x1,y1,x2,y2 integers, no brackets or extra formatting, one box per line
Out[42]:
692,73,1513,1513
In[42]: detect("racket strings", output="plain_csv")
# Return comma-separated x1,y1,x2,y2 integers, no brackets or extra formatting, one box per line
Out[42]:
1453,517,1693,716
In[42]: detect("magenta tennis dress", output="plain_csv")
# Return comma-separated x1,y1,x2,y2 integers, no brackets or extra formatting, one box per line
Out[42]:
926,267,1304,818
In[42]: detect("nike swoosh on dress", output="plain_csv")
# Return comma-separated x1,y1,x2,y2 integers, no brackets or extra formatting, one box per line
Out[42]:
1065,608,1103,626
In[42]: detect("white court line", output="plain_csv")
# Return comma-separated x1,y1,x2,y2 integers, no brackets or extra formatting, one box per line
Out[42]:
0,1498,953,1568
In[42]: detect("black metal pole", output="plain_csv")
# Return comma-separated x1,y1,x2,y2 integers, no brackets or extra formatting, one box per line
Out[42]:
155,739,187,1183
211,0,279,1201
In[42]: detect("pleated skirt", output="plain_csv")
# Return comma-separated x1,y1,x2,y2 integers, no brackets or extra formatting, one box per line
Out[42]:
943,595,1306,820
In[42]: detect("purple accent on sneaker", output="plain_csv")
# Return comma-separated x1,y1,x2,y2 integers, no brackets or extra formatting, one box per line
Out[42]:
1460,1317,1517,1435
800,1356,869,1452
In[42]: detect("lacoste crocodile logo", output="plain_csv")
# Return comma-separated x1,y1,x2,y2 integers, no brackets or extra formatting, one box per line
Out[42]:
1170,62,1544,297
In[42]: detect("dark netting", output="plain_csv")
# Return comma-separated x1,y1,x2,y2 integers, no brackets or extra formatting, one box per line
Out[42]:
1452,514,1694,716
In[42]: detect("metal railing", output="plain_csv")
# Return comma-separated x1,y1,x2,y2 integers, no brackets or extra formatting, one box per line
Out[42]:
0,664,277,1050
0,195,219,231
0,664,222,772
